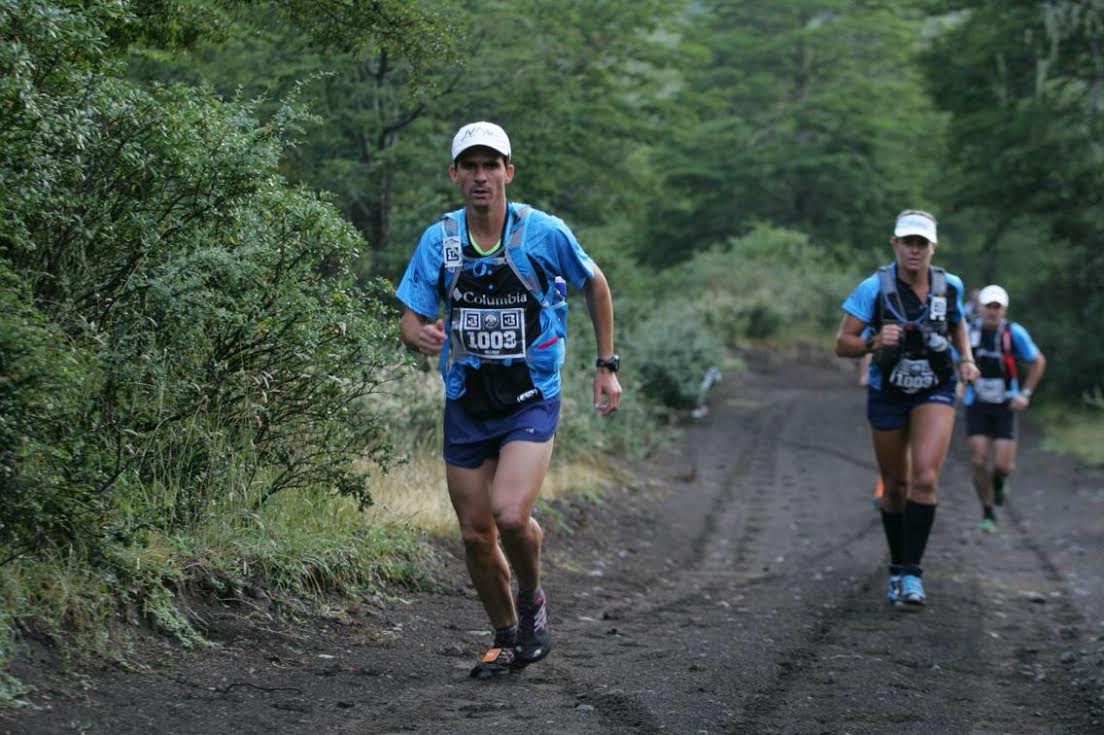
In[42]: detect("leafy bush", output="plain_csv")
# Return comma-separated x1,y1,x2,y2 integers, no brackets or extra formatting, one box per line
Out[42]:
668,225,854,345
621,299,725,409
0,263,104,560
1,1,407,562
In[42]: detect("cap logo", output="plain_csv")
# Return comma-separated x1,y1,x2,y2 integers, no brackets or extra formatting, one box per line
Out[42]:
452,121,510,160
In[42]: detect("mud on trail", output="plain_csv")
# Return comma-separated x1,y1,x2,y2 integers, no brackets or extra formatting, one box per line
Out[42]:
6,349,1104,734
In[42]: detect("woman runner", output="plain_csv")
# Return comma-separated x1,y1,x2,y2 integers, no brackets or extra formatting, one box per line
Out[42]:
835,210,980,608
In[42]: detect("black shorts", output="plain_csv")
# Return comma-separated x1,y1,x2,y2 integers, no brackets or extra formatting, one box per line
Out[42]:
965,402,1016,440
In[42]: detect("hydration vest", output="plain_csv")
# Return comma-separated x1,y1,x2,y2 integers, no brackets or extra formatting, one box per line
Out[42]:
873,265,953,393
436,205,568,397
968,317,1019,403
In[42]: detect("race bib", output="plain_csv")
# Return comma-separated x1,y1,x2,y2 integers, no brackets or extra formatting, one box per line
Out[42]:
975,378,1006,403
453,308,526,360
888,358,938,394
929,296,947,321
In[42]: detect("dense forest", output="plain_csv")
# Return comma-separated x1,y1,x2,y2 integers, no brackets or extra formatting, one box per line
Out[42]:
2,0,1102,684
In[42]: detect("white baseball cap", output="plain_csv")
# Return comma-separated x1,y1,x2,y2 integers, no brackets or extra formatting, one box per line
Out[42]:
894,211,938,243
977,284,1009,307
451,121,511,161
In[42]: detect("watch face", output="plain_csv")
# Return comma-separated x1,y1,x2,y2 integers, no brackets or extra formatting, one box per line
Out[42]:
597,355,620,371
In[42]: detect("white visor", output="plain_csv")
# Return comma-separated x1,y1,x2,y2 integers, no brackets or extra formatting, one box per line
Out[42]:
894,213,937,243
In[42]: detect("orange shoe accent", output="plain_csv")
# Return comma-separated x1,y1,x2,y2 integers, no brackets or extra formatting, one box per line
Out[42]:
482,647,502,663
874,476,885,499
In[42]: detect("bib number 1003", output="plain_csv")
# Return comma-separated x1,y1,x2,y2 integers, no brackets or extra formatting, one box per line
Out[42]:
466,331,517,351
454,307,526,360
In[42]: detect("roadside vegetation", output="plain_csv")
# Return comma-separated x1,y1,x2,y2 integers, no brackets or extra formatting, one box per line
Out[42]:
2,0,1102,705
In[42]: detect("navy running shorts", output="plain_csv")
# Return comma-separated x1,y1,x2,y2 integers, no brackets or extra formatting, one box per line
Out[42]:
867,384,956,432
965,402,1016,440
443,394,560,469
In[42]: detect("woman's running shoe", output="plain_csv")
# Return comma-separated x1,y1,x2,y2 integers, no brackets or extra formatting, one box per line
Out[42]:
899,574,926,608
977,518,997,533
886,574,903,606
514,588,552,666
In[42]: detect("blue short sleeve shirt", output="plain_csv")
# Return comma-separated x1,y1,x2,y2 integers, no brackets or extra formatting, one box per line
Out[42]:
395,202,596,403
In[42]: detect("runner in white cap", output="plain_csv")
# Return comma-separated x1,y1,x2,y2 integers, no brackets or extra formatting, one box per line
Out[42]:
963,284,1047,531
836,209,980,609
396,121,622,677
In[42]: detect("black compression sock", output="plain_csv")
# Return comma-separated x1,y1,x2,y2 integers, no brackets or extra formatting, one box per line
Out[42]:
983,506,996,522
902,500,937,569
880,510,905,568
517,587,543,605
493,624,518,647
992,472,1006,494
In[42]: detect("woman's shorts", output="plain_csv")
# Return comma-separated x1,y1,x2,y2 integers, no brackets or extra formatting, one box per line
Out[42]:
965,402,1016,440
867,384,956,431
443,394,560,469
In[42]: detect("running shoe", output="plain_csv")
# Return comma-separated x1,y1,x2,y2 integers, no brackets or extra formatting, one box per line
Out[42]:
977,518,997,534
886,574,902,606
514,588,552,666
469,645,517,679
899,574,926,607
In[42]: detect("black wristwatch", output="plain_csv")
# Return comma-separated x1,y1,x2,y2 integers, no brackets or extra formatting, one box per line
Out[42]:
595,354,620,373
864,334,876,354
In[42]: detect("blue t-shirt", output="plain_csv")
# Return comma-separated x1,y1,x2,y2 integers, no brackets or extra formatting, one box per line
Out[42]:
842,265,965,391
962,320,1039,405
396,202,596,405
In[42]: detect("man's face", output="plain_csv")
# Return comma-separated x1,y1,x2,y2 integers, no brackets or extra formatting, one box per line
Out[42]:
980,301,1007,328
449,147,514,211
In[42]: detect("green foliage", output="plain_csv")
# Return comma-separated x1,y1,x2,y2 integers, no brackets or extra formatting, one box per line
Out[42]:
585,225,854,412
665,225,855,344
0,263,103,560
922,0,1104,398
1,1,408,563
641,0,945,267
625,299,725,409
557,305,673,460
125,0,680,281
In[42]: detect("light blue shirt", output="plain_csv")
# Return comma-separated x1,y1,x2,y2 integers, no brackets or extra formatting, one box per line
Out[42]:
396,202,596,401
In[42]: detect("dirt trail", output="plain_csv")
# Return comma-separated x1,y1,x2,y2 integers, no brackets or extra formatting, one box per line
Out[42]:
5,349,1103,734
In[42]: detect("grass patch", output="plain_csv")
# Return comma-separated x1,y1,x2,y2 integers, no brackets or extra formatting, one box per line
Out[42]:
1038,405,1104,465
362,446,621,536
0,485,440,683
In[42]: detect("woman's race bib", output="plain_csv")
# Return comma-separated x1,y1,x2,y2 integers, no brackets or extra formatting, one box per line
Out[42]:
888,358,938,394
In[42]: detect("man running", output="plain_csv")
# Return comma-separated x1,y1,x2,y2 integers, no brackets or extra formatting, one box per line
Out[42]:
396,121,622,677
963,284,1046,532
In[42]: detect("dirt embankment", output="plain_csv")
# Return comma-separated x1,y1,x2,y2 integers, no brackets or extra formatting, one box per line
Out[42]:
5,349,1103,734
